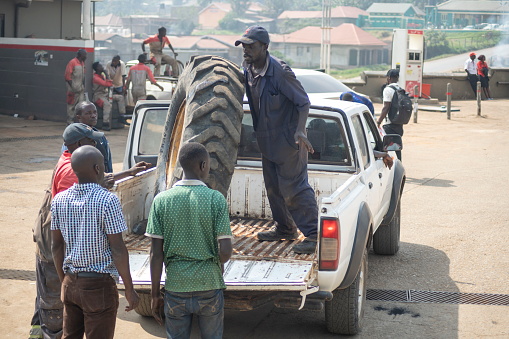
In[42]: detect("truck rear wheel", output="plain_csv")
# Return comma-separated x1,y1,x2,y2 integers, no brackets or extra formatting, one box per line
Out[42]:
373,198,401,255
325,248,367,335
156,55,244,196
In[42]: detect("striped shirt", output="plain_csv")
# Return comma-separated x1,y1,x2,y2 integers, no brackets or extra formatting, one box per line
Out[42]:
51,183,127,280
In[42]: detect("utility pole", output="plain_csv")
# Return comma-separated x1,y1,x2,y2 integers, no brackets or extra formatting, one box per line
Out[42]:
320,0,331,73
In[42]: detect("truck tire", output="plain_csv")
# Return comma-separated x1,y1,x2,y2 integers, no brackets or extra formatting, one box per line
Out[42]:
134,291,153,317
157,55,244,196
373,198,401,255
325,248,367,335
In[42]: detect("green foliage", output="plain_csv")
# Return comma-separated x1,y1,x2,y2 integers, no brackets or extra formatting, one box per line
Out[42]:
175,21,196,36
329,64,389,79
278,18,321,34
219,12,245,31
270,50,293,66
230,0,251,16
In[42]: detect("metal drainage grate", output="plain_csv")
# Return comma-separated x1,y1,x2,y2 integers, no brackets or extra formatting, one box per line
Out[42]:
0,268,36,281
0,135,62,143
367,289,509,306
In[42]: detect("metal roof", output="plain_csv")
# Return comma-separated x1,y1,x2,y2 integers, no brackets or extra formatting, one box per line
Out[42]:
367,3,425,16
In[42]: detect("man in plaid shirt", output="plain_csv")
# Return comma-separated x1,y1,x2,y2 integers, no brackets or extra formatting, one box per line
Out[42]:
51,145,139,338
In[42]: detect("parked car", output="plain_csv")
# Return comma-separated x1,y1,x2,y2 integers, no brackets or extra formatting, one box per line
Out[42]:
483,23,499,30
293,68,366,100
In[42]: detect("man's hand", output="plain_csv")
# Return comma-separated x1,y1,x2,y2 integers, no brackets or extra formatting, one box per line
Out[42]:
174,52,178,57
294,131,314,154
383,154,394,169
102,173,115,189
124,287,139,312
129,161,153,176
373,150,393,169
157,84,164,91
151,294,164,325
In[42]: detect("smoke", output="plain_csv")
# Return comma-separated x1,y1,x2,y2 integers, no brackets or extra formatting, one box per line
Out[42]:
490,4,509,67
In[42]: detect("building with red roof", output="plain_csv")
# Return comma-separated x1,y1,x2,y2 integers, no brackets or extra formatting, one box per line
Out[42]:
277,6,367,29
270,23,388,69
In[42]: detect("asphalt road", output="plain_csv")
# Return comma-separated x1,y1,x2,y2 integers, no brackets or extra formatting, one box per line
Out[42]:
0,99,508,338
424,43,509,73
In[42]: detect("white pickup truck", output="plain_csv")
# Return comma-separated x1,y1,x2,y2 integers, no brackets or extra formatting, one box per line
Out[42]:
113,56,405,335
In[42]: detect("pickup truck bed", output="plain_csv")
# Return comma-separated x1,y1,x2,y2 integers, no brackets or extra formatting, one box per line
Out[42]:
125,218,313,261
124,218,315,291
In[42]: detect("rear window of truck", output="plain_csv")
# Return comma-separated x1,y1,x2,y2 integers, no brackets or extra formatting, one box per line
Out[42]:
238,112,351,166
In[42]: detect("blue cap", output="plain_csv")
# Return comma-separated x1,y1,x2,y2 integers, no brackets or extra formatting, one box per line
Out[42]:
235,26,270,46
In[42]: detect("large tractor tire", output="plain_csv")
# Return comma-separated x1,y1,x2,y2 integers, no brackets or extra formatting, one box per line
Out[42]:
155,55,245,197
134,290,153,317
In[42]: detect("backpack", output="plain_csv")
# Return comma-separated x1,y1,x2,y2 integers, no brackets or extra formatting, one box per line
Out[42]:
388,85,413,125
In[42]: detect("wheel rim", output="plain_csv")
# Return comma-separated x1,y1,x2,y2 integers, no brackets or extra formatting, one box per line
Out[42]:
357,259,366,319
166,99,186,189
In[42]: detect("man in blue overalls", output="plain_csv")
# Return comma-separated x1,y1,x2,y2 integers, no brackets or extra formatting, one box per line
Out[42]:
236,26,318,254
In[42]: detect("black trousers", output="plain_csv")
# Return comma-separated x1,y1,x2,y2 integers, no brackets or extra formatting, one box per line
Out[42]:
383,124,404,161
261,146,318,239
467,74,478,97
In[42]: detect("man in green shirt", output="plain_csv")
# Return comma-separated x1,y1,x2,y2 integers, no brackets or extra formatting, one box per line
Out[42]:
146,142,232,339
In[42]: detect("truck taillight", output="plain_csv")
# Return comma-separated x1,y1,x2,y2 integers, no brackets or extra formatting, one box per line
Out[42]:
319,218,340,271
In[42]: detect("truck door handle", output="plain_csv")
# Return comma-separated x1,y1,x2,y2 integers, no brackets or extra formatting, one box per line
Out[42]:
379,173,383,179
369,182,373,189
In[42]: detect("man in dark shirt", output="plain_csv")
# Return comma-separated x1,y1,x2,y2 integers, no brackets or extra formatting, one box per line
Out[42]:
236,26,318,254
75,101,113,173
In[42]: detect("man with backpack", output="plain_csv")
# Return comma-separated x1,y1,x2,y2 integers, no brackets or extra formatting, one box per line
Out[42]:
377,69,412,161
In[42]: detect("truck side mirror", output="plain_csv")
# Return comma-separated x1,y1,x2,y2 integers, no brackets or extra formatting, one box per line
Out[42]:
382,134,403,152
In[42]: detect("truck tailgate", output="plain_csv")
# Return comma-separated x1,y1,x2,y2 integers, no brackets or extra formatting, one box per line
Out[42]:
122,219,316,291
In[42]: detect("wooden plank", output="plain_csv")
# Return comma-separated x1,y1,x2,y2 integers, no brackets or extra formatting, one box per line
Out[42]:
125,218,316,263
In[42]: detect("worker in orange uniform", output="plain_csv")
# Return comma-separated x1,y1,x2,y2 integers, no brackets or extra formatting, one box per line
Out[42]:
64,49,87,125
125,54,164,105
141,26,180,77
92,62,126,131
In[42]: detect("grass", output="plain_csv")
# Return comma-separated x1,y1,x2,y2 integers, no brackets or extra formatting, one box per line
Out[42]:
425,53,456,62
330,65,389,79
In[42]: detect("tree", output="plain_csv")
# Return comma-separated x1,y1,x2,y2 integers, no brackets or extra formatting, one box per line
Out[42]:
229,0,251,16
264,0,290,17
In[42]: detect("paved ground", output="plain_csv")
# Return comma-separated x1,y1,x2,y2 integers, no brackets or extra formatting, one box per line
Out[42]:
1,99,508,338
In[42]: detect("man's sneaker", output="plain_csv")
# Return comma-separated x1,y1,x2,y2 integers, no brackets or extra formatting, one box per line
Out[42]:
257,227,299,241
101,123,111,131
292,238,317,254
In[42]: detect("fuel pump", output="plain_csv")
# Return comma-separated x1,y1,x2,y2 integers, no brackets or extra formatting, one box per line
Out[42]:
391,29,424,97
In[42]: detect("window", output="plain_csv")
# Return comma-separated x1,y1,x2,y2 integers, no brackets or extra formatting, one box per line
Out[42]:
138,109,167,155
0,14,4,37
351,115,370,168
349,49,358,66
362,111,382,152
297,46,303,56
238,113,351,166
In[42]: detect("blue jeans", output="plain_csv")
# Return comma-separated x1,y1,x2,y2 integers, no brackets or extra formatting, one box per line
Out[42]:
164,289,224,339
